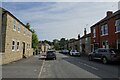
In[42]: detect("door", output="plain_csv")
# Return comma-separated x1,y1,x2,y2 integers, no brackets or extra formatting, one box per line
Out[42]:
22,42,26,58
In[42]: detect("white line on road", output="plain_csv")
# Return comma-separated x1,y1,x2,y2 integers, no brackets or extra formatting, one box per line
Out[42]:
79,62,98,70
38,59,45,78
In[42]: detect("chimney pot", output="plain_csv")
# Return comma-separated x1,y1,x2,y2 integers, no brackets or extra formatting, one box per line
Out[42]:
107,11,113,16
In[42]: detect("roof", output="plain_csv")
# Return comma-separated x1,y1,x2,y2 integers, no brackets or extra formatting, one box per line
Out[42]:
91,10,120,28
80,33,91,39
1,7,32,32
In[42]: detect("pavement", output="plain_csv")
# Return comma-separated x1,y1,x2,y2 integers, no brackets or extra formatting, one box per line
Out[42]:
2,54,43,78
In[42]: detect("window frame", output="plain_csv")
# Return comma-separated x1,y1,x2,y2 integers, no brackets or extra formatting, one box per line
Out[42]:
12,39,16,51
115,19,120,33
93,27,96,38
13,19,16,31
18,23,20,33
17,41,20,51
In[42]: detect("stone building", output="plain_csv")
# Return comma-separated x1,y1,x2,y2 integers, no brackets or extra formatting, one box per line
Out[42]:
80,29,91,55
67,29,91,55
0,8,33,65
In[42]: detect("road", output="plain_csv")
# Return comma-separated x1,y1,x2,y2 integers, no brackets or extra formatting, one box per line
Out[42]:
39,52,119,79
2,52,120,79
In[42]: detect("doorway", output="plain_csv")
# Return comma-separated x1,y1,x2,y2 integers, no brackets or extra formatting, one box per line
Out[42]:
22,42,26,58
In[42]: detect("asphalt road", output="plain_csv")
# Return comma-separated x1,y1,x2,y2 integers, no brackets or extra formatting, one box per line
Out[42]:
39,53,99,78
63,54,120,78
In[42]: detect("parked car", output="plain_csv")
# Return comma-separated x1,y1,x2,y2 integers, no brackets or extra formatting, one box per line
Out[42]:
46,50,56,60
70,50,80,56
61,49,69,54
88,48,120,64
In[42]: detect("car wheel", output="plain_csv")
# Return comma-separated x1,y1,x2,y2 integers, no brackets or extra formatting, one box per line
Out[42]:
102,57,107,64
54,57,56,60
89,55,93,61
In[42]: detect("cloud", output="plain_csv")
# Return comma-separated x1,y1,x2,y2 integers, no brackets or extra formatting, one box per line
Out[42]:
2,0,120,2
2,2,118,41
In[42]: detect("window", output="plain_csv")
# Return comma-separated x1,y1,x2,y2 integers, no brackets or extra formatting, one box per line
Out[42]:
13,20,16,31
93,27,96,38
105,24,108,35
101,25,104,35
17,41,20,50
101,24,108,35
102,40,109,48
27,44,29,49
29,44,30,48
18,24,20,32
24,29,26,35
12,40,15,51
115,19,120,32
117,39,120,49
85,38,88,43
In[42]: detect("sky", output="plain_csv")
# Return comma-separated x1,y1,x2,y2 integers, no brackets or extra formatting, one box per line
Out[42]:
1,1,119,41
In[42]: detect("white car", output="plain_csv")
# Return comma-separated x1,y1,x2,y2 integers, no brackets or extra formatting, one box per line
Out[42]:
70,50,80,56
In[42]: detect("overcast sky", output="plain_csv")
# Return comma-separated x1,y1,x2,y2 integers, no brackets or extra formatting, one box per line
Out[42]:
2,1,119,41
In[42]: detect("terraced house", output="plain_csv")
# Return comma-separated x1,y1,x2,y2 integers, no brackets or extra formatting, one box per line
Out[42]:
0,8,33,65
91,10,120,51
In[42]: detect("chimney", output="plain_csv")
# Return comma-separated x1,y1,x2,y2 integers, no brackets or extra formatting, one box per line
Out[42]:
84,28,87,36
106,11,113,17
78,34,80,40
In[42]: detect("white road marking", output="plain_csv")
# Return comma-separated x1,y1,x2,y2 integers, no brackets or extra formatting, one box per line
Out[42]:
38,60,45,78
79,62,98,70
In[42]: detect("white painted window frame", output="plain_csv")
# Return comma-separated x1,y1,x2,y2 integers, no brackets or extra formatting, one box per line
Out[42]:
17,40,20,51
12,39,16,51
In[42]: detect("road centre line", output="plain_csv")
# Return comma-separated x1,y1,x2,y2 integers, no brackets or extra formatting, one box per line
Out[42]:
79,62,98,70
38,59,45,78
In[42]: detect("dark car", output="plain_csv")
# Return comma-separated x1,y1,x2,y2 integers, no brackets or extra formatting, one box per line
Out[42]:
46,50,56,60
88,48,120,64
60,49,69,54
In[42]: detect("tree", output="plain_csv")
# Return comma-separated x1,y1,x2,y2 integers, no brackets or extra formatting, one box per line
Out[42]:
26,23,39,49
26,23,30,29
59,38,66,49
53,39,60,50
32,32,39,49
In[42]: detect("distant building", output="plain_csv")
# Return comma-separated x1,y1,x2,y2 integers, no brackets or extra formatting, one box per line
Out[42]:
67,29,91,55
80,29,91,55
0,8,33,65
68,39,80,52
91,10,120,51
38,41,53,53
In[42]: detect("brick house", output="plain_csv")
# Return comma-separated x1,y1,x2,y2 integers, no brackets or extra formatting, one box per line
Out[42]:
0,8,33,65
91,10,120,51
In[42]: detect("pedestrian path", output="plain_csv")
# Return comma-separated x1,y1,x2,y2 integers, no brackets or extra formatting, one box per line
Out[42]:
2,55,43,78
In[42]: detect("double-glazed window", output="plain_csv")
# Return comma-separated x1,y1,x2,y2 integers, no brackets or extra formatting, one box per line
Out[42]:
93,27,96,38
115,19,120,32
12,40,20,51
101,24,108,35
12,40,15,51
24,29,26,35
18,23,20,32
13,20,16,31
17,41,20,50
